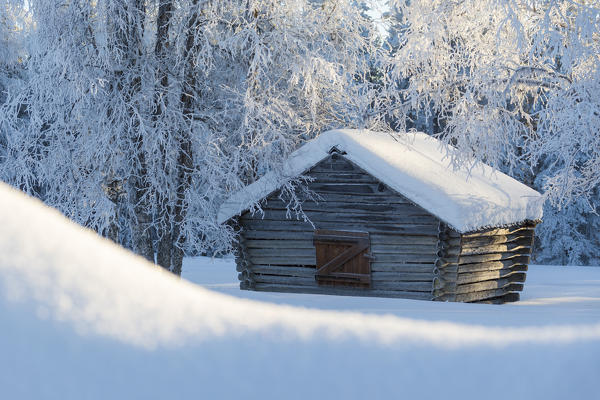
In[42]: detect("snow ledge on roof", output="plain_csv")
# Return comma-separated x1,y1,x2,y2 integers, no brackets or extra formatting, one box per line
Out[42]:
217,129,544,233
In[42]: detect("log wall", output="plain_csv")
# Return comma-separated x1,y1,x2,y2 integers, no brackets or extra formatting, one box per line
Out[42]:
236,153,438,300
433,224,536,303
234,152,538,304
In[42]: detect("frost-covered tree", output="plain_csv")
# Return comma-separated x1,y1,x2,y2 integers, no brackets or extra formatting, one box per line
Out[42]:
0,1,24,104
385,0,600,264
0,0,26,171
0,0,382,273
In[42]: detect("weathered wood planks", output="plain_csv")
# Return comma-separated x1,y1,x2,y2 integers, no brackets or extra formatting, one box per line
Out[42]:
252,283,434,300
232,153,538,303
244,209,437,224
242,219,440,236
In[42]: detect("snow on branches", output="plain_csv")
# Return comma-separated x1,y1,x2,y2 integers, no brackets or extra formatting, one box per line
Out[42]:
0,0,382,270
387,0,600,204
385,0,600,264
1,0,598,265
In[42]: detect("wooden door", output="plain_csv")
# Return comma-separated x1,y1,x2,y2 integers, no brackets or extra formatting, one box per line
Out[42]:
313,230,372,288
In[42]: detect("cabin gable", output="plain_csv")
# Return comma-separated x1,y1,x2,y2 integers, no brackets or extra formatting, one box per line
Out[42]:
234,154,445,300
224,130,542,304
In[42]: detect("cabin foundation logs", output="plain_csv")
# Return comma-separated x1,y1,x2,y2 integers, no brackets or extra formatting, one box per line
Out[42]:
234,236,255,290
433,223,536,303
433,222,460,302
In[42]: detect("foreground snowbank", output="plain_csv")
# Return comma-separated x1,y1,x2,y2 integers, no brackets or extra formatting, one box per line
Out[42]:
184,257,600,327
0,182,599,399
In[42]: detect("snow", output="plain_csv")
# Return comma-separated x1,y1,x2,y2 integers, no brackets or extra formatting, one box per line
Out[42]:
218,129,544,233
1,182,598,399
184,257,600,328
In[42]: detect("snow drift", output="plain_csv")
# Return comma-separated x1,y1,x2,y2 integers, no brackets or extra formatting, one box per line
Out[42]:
0,182,598,399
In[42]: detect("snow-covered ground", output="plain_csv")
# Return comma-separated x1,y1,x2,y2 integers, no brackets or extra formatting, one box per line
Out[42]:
184,257,600,328
1,182,599,399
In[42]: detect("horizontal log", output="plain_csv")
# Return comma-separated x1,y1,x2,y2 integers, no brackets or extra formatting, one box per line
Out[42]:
371,263,436,273
439,226,535,241
436,264,458,274
248,252,435,272
457,269,527,285
307,182,387,195
262,200,416,213
461,225,536,238
250,266,434,283
250,265,315,277
459,240,533,256
438,237,462,247
249,256,316,266
251,283,434,300
435,259,459,271
372,280,433,291
306,172,381,184
473,292,520,304
241,229,439,242
253,274,316,286
241,220,311,231
458,252,531,265
274,208,434,221
372,272,435,282
238,270,251,281
456,275,526,294
438,273,459,285
247,247,314,258
293,192,416,205
243,209,439,225
439,246,461,257
251,274,432,291
251,273,434,292
438,230,462,239
245,239,314,249
309,158,360,172
458,260,528,274
371,235,440,245
459,254,531,267
240,280,254,290
371,243,438,254
371,252,437,263
245,214,436,228
241,230,315,240
246,240,437,263
455,288,520,303
241,219,440,236
460,232,535,248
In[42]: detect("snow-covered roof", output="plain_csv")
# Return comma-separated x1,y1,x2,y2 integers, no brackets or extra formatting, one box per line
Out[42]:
218,129,543,232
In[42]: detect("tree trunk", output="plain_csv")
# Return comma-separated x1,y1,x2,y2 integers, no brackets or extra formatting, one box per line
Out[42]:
170,0,200,276
157,229,173,270
117,0,154,263
154,0,174,271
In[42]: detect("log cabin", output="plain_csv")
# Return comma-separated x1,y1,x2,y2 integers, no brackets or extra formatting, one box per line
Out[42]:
218,129,544,303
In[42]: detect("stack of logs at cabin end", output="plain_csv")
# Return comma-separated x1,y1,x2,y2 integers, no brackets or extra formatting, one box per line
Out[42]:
433,222,537,303
233,151,537,304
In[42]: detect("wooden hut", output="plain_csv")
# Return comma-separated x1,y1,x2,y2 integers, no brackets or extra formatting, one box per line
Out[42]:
218,129,543,303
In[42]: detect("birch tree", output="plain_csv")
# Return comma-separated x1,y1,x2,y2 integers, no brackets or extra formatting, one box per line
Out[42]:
0,0,382,273
385,0,600,264
0,0,26,180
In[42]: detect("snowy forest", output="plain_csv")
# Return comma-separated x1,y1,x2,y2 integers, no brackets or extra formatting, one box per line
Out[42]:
0,0,599,272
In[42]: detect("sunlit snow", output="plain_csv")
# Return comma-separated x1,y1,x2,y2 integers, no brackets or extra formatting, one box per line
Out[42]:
1,182,598,399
